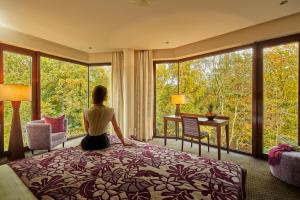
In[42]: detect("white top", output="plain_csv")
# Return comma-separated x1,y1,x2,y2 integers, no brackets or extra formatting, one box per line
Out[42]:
84,105,114,136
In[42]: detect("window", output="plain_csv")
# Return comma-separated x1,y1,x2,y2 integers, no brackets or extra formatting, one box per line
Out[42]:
40,57,88,138
3,51,32,150
263,42,299,153
179,49,253,153
155,62,179,137
155,49,253,153
88,65,112,106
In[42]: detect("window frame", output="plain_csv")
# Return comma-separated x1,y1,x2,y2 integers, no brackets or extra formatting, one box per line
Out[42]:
255,35,300,158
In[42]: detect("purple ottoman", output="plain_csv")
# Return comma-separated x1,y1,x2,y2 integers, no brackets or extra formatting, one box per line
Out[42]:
269,151,300,187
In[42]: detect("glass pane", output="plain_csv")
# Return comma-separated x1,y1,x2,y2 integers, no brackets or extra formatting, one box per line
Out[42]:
155,63,179,136
89,65,112,106
40,57,88,138
263,42,299,153
180,49,253,153
3,51,32,150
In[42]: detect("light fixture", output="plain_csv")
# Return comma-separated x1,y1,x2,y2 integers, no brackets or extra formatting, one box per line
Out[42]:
130,0,154,6
171,95,186,116
280,0,288,5
0,84,31,160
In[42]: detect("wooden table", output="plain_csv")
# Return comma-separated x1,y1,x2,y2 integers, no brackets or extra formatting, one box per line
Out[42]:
163,114,229,160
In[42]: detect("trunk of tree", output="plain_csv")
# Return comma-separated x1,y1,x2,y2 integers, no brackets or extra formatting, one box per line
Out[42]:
230,102,239,145
275,90,280,145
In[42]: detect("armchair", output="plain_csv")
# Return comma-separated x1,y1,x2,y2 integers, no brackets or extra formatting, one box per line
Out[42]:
26,119,68,154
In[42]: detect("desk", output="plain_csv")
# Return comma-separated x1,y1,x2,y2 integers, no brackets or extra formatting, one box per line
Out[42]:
163,114,229,160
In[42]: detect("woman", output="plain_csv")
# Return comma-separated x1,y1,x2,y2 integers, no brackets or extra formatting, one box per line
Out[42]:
81,85,128,150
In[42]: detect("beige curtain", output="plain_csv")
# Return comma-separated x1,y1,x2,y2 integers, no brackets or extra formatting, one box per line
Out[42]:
134,50,154,141
112,51,125,132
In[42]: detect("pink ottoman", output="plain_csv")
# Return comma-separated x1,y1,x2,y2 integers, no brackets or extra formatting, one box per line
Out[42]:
269,151,300,187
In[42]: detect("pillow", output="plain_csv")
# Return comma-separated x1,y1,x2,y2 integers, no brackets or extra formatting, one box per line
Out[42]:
44,115,65,133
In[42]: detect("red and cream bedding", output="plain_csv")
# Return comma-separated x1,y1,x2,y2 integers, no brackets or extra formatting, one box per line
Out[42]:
8,135,245,200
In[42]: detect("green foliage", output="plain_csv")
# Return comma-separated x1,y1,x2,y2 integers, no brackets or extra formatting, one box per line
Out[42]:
40,57,89,138
156,63,179,136
180,49,253,152
263,43,298,152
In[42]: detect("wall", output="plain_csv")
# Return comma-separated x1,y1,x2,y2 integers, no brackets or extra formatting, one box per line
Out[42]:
0,26,89,62
153,13,300,60
88,52,112,63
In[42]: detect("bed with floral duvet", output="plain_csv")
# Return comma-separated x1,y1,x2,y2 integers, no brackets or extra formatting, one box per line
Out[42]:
7,135,246,200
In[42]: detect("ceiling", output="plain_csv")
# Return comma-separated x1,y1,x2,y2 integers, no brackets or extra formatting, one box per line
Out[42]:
0,0,299,53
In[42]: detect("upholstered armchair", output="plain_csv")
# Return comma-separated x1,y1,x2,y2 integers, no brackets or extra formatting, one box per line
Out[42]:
26,119,68,154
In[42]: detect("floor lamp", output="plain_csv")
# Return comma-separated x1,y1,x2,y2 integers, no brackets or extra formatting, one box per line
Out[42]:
0,84,31,160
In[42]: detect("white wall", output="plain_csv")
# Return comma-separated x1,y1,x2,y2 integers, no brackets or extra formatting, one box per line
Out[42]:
153,13,300,60
0,26,89,62
88,52,112,63
0,26,113,64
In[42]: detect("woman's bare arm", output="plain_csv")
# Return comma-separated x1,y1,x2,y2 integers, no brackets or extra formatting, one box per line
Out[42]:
83,113,89,134
111,114,126,145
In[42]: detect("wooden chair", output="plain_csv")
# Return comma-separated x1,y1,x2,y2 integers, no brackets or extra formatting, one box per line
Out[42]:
181,115,210,156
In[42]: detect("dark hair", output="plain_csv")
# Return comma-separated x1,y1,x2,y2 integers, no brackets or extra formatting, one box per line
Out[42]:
92,85,107,105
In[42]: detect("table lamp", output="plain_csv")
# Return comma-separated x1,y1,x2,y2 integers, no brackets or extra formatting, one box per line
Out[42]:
171,95,185,116
0,84,31,160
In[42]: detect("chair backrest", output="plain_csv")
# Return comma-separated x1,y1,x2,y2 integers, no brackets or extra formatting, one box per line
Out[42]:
181,116,200,137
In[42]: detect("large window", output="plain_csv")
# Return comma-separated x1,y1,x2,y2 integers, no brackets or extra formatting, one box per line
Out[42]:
180,49,253,152
154,37,300,157
88,65,112,106
155,63,179,136
155,49,253,153
40,57,88,138
263,42,299,153
3,51,32,150
0,44,113,155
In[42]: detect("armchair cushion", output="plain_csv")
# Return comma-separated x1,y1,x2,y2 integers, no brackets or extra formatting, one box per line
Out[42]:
51,132,67,148
44,115,65,133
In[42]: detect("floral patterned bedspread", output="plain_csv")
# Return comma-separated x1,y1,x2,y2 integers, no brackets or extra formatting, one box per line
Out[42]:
9,135,244,200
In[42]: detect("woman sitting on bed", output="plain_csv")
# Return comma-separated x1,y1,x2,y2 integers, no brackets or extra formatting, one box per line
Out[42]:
81,85,128,150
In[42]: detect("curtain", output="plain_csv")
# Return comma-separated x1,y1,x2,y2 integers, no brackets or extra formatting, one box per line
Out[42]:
134,50,154,141
112,51,125,132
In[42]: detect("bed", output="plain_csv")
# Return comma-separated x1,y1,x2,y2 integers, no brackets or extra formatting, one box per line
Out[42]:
0,135,246,200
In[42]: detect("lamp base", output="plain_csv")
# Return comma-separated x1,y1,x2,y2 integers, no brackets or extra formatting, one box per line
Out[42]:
175,104,181,116
8,101,25,160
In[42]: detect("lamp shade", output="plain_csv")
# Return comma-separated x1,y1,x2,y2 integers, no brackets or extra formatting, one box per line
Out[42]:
0,84,31,101
171,95,185,105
